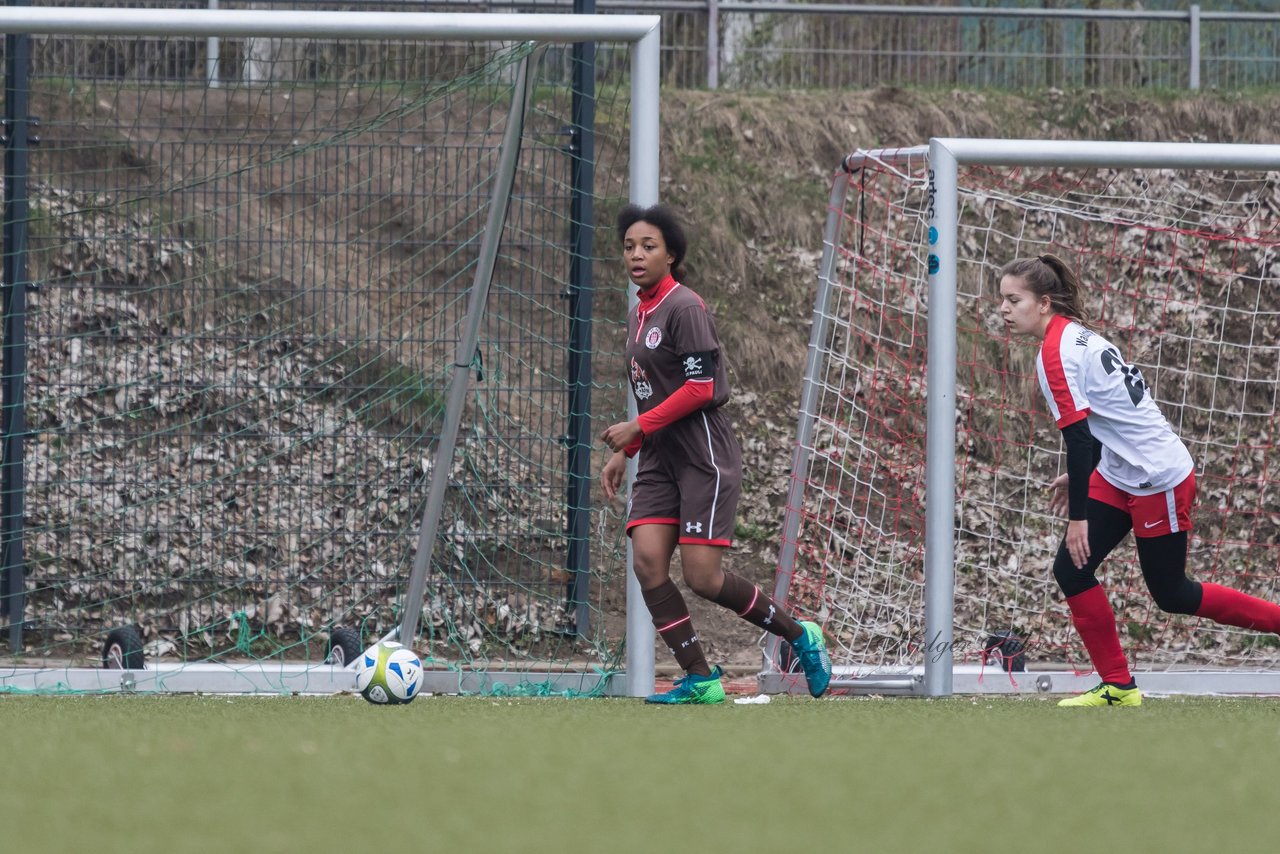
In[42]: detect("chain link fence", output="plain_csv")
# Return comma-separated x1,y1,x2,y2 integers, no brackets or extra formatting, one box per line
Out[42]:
9,1,1279,91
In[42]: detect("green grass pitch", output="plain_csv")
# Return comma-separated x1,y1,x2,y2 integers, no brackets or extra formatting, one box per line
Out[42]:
5,693,1276,853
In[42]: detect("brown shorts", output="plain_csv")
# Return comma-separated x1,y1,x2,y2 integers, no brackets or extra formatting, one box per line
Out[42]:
626,408,742,546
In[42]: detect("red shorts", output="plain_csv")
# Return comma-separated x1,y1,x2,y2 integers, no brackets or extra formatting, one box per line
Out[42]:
1088,469,1195,537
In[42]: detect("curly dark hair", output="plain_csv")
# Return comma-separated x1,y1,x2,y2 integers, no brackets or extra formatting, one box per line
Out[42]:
616,203,688,281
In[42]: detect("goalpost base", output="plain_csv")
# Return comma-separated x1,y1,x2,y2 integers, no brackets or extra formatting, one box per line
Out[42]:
759,665,1280,697
0,663,626,697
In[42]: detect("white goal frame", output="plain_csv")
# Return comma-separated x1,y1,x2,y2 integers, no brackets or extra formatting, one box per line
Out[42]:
0,7,661,698
764,139,1280,699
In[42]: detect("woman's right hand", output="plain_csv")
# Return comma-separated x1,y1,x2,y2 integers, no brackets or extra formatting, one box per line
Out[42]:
601,450,627,502
1047,473,1069,518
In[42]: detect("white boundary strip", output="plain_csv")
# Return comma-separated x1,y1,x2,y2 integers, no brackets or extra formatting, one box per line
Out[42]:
8,663,1278,697
760,665,1280,697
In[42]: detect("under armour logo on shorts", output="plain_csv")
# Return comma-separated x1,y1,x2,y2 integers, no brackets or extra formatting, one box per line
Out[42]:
685,521,703,534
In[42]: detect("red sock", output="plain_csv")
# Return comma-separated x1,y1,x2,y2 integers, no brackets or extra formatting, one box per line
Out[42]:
1196,582,1280,634
1065,585,1132,685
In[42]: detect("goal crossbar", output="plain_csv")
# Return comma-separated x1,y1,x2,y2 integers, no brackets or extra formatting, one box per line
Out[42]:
0,8,660,42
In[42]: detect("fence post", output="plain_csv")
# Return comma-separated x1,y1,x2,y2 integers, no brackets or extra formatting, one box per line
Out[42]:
208,0,221,88
1,12,33,655
707,0,719,89
1188,4,1201,91
567,0,596,636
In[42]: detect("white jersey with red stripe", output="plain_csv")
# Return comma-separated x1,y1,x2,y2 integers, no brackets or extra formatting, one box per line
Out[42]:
1036,314,1193,495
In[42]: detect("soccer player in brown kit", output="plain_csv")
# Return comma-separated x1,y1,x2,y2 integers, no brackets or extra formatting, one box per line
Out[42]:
600,204,832,704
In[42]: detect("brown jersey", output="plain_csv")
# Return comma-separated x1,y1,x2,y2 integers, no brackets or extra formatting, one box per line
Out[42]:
623,277,742,546
625,279,731,413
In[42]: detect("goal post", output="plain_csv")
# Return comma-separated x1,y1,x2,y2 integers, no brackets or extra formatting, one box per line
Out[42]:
768,138,1280,698
0,8,661,697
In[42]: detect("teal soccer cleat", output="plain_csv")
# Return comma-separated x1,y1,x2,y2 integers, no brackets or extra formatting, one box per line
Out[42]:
645,665,726,705
790,620,832,698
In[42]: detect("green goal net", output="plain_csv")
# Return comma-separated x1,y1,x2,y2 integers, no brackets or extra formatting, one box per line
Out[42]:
1,12,649,695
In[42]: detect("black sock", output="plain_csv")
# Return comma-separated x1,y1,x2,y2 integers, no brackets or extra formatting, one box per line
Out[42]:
711,572,803,642
642,579,711,677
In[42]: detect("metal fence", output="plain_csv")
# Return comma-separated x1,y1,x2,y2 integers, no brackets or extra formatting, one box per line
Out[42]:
481,1,1280,91
8,1,1280,91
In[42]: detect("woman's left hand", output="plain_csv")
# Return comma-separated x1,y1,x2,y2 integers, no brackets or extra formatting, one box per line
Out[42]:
600,419,642,453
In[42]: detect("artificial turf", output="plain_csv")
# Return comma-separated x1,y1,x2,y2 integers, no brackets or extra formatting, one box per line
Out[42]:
4,692,1276,853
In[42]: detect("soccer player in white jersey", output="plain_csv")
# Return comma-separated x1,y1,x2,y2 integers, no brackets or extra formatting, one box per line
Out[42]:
1000,253,1280,707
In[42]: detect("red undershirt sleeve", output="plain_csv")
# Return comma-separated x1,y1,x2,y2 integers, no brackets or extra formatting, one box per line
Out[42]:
633,379,714,448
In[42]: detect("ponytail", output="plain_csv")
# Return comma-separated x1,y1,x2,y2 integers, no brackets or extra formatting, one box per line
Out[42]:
999,252,1088,322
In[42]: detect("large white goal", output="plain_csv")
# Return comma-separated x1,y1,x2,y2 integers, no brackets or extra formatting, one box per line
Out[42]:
766,139,1280,697
0,8,661,697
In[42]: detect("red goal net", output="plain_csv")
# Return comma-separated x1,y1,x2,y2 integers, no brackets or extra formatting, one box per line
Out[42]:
774,150,1280,683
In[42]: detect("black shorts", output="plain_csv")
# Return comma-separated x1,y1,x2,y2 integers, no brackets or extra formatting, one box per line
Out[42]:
626,408,742,546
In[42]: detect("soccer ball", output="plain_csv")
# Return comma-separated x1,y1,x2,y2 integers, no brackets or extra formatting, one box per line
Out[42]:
354,641,423,705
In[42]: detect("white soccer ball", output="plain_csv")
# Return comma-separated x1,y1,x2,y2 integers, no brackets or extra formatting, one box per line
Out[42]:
354,641,423,705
